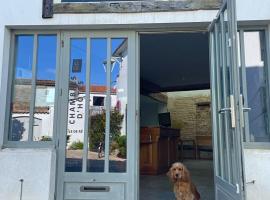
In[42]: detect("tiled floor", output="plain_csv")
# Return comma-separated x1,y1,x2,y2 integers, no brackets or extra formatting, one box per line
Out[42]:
140,160,214,200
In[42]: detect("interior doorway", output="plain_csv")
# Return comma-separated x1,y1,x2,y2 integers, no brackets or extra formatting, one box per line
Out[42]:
139,32,215,200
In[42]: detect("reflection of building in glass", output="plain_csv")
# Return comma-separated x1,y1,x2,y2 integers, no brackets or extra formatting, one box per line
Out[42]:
12,79,55,141
12,79,117,142
112,39,128,135
67,84,117,145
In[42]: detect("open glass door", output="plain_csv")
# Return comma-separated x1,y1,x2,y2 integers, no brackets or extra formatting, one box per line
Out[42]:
209,0,246,199
56,31,137,200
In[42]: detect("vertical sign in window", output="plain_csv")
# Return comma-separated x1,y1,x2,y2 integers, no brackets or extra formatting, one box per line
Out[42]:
33,35,57,141
88,38,107,172
109,38,128,173
65,38,87,172
9,35,34,141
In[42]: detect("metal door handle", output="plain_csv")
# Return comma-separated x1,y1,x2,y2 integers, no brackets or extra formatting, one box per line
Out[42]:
243,107,251,112
246,180,256,184
219,107,231,114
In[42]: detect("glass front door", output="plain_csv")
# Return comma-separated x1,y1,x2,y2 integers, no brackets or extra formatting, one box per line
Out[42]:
209,0,245,199
56,31,137,200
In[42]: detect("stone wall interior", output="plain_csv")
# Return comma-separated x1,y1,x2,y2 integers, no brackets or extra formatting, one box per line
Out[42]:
167,90,211,139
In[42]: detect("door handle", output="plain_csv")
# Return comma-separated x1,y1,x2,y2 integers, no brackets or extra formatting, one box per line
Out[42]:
218,95,236,128
243,107,251,112
240,94,251,128
219,107,231,114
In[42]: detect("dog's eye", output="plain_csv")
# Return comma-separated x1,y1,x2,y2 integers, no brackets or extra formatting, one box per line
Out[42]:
173,168,176,171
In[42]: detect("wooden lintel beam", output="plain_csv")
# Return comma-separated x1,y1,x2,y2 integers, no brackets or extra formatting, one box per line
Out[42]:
54,0,221,14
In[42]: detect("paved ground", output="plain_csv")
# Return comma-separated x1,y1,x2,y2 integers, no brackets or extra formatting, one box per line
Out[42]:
65,150,126,172
140,160,214,200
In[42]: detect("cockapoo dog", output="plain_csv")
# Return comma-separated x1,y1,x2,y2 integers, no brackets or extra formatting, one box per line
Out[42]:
167,162,200,200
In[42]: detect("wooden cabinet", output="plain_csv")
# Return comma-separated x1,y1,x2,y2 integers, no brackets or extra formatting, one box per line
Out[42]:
140,127,180,175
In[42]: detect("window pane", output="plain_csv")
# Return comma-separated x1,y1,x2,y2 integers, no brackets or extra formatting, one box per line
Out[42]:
244,31,270,142
109,38,127,173
9,35,34,141
33,35,57,141
65,38,87,172
88,38,107,172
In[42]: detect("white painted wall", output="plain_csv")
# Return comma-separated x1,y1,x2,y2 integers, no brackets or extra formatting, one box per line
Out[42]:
244,149,270,200
0,148,56,200
0,1,270,200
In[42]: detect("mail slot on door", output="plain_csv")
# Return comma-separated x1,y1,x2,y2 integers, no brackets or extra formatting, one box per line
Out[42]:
64,182,125,200
80,186,110,192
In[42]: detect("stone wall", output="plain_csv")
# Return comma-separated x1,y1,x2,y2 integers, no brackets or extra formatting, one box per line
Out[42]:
167,90,211,139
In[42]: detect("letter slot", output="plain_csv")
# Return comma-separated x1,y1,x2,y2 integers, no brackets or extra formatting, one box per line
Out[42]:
80,186,110,192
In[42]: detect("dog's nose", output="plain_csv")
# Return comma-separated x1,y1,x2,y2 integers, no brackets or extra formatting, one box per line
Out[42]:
175,174,179,177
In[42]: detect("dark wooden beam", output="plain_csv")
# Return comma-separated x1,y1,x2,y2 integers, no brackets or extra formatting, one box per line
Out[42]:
159,83,210,92
140,79,161,95
54,0,221,14
43,0,54,18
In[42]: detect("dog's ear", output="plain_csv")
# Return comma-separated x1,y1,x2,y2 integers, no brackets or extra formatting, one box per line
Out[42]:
182,165,190,182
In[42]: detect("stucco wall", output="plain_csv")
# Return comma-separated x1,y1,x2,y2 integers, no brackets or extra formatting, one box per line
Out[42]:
244,149,270,200
0,148,56,200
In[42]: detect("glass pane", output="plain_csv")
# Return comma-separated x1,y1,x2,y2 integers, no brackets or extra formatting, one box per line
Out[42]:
65,38,87,172
214,23,222,178
109,38,128,173
9,35,34,141
87,38,107,172
224,20,236,185
33,35,57,141
243,31,270,142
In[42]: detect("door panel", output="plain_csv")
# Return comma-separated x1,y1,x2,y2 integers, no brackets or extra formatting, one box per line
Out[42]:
209,0,245,199
56,31,136,200
64,182,125,200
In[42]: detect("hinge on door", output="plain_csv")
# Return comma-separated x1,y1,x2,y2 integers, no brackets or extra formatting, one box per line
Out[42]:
54,139,60,150
236,183,240,194
230,95,236,128
61,40,64,48
228,38,232,47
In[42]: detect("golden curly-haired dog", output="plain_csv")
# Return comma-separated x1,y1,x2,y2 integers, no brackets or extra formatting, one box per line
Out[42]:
167,162,200,200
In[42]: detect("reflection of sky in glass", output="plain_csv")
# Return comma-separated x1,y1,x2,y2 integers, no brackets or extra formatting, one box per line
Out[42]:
90,39,124,86
90,39,107,86
15,35,34,79
111,39,124,87
16,36,125,87
37,35,57,80
70,39,87,86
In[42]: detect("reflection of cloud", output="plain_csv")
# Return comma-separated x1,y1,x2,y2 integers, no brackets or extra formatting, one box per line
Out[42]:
46,68,56,74
16,67,32,78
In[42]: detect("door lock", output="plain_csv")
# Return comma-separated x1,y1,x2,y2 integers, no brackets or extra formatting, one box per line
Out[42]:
219,95,236,128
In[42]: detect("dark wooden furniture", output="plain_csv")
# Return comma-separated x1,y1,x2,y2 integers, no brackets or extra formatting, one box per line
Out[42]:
140,127,180,175
179,138,197,161
195,135,213,159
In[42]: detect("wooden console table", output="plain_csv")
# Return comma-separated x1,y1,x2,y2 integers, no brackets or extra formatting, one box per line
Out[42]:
140,127,180,175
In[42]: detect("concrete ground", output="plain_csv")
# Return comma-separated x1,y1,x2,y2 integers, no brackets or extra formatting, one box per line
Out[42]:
140,160,214,200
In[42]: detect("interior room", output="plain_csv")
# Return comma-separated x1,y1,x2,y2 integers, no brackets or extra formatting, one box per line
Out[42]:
139,32,214,200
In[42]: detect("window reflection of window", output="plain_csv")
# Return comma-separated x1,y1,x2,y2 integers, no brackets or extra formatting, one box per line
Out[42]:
242,30,270,142
93,96,105,106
